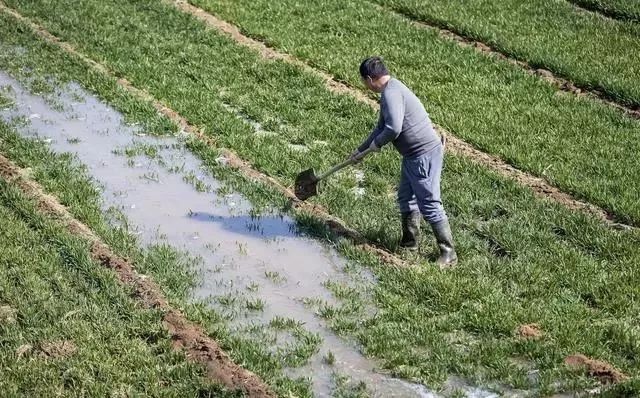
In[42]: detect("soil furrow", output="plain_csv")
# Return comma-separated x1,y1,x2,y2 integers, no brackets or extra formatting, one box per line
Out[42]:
566,0,640,23
168,0,635,229
0,152,274,398
0,1,408,268
372,3,640,119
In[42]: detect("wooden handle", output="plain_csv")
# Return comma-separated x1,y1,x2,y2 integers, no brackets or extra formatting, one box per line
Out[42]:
316,147,376,181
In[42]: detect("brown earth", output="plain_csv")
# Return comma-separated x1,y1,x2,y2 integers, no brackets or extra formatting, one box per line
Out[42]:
39,340,77,359
516,323,543,339
564,354,628,384
0,153,274,397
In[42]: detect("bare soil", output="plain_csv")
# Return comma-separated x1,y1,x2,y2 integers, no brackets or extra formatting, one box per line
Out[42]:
15,344,33,359
516,323,543,339
39,340,77,359
564,354,628,384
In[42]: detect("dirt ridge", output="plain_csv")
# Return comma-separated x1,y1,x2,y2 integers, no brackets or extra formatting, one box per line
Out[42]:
168,0,635,229
565,0,640,23
374,3,640,119
0,152,274,397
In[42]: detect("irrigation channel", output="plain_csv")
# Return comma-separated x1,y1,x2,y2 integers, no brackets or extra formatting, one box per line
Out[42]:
0,71,516,397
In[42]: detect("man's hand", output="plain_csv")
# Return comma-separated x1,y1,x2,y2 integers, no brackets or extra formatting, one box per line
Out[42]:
350,141,380,163
349,149,364,164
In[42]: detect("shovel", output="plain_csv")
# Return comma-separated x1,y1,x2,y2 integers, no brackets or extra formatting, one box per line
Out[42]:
294,147,376,201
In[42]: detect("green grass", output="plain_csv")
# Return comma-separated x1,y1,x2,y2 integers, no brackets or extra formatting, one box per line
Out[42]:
568,0,640,22
3,0,640,394
176,0,640,225
0,180,239,397
0,120,313,395
0,85,14,108
369,0,640,106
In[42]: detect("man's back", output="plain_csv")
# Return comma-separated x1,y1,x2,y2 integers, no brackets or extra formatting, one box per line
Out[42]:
381,78,440,158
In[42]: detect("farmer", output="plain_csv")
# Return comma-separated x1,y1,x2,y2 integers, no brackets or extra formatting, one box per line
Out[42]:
350,56,457,266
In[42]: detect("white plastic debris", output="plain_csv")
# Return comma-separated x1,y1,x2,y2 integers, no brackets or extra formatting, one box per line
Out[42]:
28,113,41,119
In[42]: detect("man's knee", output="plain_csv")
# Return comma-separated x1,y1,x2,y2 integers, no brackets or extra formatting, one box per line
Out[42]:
420,202,446,224
398,197,418,213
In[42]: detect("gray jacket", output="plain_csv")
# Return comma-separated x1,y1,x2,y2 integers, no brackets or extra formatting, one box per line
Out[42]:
358,78,440,158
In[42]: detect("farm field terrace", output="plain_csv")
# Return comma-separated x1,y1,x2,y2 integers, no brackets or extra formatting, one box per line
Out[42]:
186,0,639,225
1,0,640,397
368,0,640,107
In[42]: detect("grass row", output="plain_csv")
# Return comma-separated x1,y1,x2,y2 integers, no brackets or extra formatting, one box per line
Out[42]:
3,1,640,394
0,102,314,395
370,0,640,106
0,167,238,397
568,0,640,22
183,0,640,225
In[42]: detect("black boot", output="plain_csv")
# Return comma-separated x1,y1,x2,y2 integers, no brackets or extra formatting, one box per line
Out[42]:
399,211,421,250
430,218,458,267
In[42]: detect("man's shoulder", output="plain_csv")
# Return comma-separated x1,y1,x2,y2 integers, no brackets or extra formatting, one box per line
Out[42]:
382,78,405,98
385,78,414,97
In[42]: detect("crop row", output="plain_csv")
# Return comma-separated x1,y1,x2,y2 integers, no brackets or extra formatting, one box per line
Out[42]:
2,1,640,393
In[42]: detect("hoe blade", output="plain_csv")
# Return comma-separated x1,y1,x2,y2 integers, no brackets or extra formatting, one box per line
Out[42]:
294,168,319,201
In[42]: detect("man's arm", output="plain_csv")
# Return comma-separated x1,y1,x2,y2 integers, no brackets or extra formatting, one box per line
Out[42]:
357,112,384,153
373,89,404,148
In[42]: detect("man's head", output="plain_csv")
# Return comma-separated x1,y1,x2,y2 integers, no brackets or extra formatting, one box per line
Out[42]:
359,56,391,92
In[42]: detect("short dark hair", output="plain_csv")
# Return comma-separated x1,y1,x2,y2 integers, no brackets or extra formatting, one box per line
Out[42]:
359,56,389,79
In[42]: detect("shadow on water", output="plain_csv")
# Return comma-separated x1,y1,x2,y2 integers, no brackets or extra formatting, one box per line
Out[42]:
187,211,299,239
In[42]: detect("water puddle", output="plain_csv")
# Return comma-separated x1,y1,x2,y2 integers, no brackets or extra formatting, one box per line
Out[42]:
0,71,468,397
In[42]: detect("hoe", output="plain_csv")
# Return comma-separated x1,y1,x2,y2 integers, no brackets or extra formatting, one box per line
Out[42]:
294,147,376,201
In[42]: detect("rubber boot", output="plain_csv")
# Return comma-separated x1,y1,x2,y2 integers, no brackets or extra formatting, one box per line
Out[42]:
430,218,458,267
399,211,421,250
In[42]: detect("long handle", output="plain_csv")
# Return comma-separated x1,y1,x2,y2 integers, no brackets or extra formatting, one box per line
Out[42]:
316,147,375,181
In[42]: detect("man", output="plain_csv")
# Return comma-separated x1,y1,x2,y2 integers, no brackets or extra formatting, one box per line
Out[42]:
351,56,457,266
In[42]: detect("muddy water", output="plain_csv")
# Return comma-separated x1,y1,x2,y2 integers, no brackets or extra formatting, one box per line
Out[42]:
0,71,497,397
